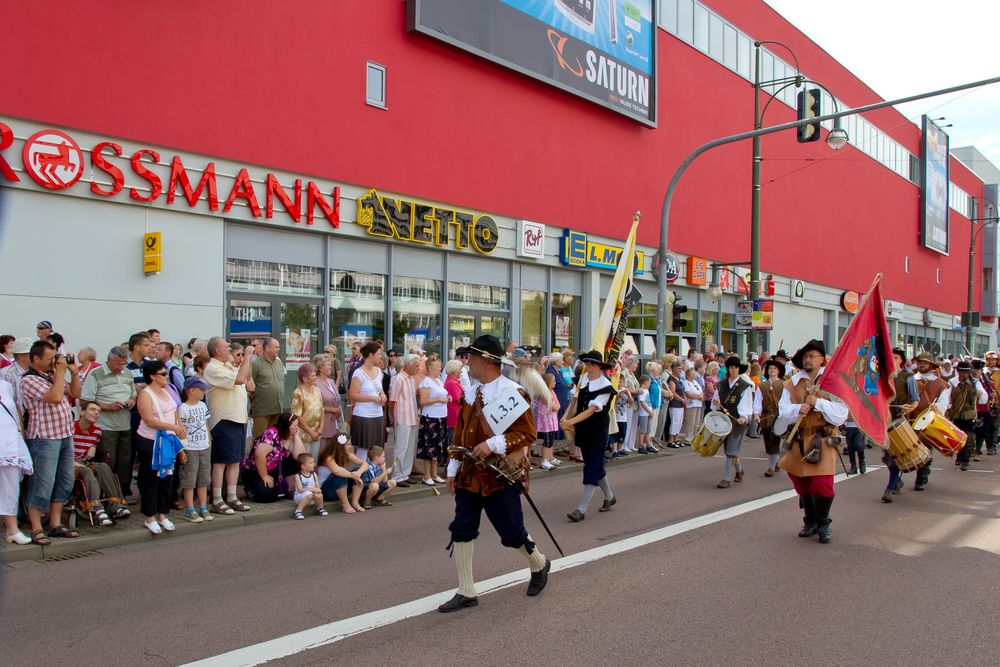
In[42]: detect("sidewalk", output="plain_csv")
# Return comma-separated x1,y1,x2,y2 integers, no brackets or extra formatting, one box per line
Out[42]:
1,447,688,565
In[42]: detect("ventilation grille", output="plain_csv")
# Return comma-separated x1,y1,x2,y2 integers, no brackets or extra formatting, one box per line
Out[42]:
42,550,101,563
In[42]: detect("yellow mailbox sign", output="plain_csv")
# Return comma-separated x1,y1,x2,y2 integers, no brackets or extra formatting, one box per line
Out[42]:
143,232,162,274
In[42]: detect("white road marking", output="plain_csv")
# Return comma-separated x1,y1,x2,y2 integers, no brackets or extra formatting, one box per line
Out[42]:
182,473,854,667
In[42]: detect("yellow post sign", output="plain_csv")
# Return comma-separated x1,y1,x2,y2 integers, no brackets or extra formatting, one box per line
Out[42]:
143,232,162,274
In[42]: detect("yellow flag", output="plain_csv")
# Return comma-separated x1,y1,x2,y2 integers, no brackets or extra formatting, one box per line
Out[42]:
588,212,642,367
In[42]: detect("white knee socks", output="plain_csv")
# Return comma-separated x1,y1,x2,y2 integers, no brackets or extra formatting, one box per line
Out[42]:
454,541,476,598
518,538,547,573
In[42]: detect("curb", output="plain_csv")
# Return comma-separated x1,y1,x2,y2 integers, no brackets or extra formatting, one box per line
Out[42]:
0,447,689,565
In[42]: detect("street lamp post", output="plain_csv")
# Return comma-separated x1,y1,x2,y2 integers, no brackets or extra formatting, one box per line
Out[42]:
966,194,999,354
748,40,847,354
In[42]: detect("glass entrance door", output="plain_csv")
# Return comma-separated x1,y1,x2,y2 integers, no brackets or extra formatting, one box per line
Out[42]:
227,295,322,408
448,311,509,358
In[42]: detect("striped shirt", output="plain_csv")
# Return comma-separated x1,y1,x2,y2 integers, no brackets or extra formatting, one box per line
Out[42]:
21,372,74,440
389,371,418,427
73,421,102,460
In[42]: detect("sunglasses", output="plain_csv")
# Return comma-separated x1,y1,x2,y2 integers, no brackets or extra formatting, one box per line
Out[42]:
153,371,169,377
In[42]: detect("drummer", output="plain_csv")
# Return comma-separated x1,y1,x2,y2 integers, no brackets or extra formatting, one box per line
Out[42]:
710,357,754,489
881,348,919,503
753,358,786,477
913,351,951,491
948,361,985,472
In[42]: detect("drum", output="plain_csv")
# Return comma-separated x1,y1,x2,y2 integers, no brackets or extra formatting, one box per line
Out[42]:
912,409,968,457
692,411,732,458
886,418,932,472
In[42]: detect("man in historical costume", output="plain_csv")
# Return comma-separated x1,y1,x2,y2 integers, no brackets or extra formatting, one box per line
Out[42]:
774,340,848,544
440,335,549,613
987,351,1000,455
912,351,951,490
711,357,754,489
753,359,786,477
881,348,919,503
970,359,997,460
948,361,986,472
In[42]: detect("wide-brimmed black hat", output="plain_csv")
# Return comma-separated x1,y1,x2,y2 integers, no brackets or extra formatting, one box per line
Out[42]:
466,335,514,367
892,347,907,363
724,356,749,375
763,359,786,379
791,339,826,370
774,349,790,361
971,359,985,370
956,360,974,372
579,350,614,370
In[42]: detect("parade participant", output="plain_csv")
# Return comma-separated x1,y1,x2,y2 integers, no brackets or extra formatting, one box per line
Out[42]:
753,358,785,477
881,348,919,503
912,352,950,491
774,340,848,544
561,351,616,522
971,360,996,459
711,357,753,489
440,335,549,613
949,361,985,472
987,351,1000,455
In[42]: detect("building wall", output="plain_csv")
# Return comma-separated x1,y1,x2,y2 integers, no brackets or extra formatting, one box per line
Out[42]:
0,188,224,355
1,0,985,318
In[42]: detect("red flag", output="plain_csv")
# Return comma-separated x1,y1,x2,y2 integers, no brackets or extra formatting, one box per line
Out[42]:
818,274,897,446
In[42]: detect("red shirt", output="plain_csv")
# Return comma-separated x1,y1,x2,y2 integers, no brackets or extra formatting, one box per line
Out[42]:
73,420,102,461
445,376,463,429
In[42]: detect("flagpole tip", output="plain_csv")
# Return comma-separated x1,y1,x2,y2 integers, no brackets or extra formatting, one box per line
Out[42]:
633,211,641,224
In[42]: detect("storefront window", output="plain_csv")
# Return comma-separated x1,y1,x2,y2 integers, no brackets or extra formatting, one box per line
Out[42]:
329,270,386,351
521,290,545,350
449,282,509,311
552,293,579,352
228,300,272,348
393,276,442,355
225,258,322,296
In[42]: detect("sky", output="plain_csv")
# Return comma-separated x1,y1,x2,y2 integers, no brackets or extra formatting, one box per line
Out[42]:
764,0,1000,179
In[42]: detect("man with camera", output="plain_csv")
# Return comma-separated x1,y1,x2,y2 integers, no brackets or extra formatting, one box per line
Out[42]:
20,339,82,544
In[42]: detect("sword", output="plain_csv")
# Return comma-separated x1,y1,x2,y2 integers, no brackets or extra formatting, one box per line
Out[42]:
448,447,565,557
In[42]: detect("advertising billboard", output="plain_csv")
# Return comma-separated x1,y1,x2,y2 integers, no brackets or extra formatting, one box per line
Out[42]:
921,115,950,254
408,0,657,125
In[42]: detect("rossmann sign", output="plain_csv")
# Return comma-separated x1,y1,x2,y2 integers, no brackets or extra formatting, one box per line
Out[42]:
0,120,340,227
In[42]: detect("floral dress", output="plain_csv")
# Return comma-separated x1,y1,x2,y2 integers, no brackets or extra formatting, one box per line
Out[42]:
291,384,324,446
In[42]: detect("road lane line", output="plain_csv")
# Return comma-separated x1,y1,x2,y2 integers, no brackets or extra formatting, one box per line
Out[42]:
182,472,854,667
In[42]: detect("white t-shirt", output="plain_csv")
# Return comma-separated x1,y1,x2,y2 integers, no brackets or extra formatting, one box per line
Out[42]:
179,401,210,451
352,368,385,418
419,376,448,419
683,379,703,409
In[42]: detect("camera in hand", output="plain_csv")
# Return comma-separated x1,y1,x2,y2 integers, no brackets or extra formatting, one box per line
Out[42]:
62,354,75,365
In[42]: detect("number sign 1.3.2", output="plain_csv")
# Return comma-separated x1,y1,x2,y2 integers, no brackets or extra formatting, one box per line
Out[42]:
482,386,530,436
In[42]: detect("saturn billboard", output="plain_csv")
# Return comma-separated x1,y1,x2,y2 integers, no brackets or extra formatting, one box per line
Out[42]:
407,0,657,126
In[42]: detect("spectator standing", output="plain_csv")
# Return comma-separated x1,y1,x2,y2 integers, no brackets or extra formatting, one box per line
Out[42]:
0,377,33,544
0,337,32,410
665,361,686,448
345,343,363,386
347,342,386,460
645,362,663,449
21,340,81,544
291,363,323,459
135,359,186,534
417,355,450,486
682,367,704,444
147,329,161,346
389,354,422,486
535,373,561,469
178,376,213,523
241,414,303,503
443,360,464,444
185,338,208,377
37,321,65,352
204,336,253,514
0,335,15,369
81,347,136,498
156,341,185,400
250,337,285,440
545,352,570,448
76,347,101,384
619,356,642,453
313,354,342,450
126,332,152,459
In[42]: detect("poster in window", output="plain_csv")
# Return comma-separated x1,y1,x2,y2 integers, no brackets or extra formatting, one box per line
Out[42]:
554,315,571,348
285,328,312,368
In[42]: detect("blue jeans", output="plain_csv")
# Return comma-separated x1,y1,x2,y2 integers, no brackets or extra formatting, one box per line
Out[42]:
25,436,75,510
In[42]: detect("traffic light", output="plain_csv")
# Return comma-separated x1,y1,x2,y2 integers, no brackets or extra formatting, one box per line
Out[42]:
797,88,821,143
670,291,688,331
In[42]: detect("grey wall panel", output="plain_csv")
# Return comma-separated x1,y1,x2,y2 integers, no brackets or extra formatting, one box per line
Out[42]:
226,223,325,266
329,238,389,274
521,266,547,291
447,254,510,287
551,269,582,295
392,246,445,280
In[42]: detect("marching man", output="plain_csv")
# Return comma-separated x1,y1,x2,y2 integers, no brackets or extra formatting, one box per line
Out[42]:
711,357,754,488
440,335,550,613
774,340,848,544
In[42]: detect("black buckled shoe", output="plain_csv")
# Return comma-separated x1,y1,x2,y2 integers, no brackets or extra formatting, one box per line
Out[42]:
526,557,551,597
598,496,617,512
437,594,479,613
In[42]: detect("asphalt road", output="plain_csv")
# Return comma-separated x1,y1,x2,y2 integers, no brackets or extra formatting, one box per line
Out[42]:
2,446,999,667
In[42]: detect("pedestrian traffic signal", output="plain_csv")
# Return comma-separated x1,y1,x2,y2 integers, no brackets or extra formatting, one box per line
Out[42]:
797,88,821,143
671,292,688,331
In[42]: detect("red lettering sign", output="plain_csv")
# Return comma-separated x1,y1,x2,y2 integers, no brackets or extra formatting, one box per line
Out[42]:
91,141,124,197
130,149,162,202
0,123,19,182
168,155,219,211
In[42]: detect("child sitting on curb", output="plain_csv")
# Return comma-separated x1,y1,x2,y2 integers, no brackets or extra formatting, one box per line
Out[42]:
359,445,397,509
292,453,327,519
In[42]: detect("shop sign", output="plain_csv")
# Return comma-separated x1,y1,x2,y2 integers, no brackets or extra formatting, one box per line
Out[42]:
357,188,498,254
789,279,805,302
685,256,707,286
559,229,645,274
517,220,545,258
733,267,750,295
841,290,860,314
953,315,963,331
143,232,162,275
884,300,904,319
0,121,341,227
738,300,774,330
736,301,752,329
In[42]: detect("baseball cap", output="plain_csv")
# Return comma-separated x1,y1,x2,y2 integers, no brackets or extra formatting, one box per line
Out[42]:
36,320,53,330
511,347,531,359
183,375,209,392
11,337,33,355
